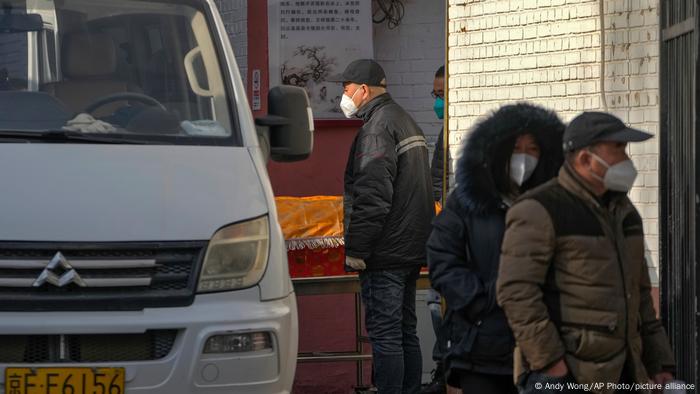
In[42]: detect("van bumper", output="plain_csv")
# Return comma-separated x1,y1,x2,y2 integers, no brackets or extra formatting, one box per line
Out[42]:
0,287,298,393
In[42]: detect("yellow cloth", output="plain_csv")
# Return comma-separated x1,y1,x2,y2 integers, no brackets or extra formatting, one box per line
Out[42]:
275,196,442,250
275,196,344,250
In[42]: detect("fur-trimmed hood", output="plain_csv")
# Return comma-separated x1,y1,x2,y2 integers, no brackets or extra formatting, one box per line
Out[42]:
454,102,565,214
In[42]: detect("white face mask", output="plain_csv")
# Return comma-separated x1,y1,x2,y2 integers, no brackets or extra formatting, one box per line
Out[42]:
510,153,539,186
340,87,362,118
589,151,638,192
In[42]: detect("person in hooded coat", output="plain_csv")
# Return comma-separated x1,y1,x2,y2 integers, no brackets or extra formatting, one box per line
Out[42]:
426,103,565,394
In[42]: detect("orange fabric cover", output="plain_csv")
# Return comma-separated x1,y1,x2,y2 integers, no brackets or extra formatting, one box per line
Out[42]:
275,196,441,250
275,196,344,250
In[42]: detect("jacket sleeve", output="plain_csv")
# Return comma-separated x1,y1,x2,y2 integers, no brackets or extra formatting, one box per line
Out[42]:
639,254,676,376
343,138,357,239
496,199,565,371
426,200,490,319
431,128,445,202
344,128,397,260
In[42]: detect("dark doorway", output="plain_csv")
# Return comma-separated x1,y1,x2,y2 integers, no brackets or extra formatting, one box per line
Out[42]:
660,0,698,384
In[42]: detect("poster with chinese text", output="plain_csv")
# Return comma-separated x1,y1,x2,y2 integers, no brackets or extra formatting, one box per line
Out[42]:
268,1,373,119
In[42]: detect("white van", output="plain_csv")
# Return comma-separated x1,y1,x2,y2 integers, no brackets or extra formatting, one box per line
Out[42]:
0,0,312,393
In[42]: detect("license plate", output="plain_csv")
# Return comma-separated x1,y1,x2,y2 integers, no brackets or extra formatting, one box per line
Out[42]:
5,368,124,394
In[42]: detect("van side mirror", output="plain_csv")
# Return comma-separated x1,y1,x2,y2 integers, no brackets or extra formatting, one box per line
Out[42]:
255,86,314,162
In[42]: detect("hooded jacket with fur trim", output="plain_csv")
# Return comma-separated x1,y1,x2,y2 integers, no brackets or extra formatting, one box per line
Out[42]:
426,103,564,382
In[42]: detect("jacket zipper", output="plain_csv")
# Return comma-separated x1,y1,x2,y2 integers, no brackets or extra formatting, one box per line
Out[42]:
604,206,629,345
559,321,616,333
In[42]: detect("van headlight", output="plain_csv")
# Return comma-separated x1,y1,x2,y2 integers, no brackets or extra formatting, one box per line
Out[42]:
197,216,269,293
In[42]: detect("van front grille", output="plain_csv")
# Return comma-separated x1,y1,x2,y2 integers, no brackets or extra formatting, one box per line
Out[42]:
0,242,206,311
0,330,178,363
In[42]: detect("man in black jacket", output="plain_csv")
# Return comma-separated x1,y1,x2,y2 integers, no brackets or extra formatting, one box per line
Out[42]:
423,64,449,394
431,65,448,203
332,59,434,394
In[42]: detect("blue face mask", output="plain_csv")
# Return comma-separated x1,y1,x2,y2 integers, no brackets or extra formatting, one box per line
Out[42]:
433,97,444,119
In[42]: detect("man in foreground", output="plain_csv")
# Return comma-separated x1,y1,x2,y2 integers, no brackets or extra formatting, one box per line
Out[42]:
497,112,675,394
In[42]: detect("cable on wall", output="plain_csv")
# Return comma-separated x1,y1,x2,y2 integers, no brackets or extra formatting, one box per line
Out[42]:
599,0,609,111
373,0,405,30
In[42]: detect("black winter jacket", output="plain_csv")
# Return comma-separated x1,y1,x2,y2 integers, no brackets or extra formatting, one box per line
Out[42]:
426,103,564,384
431,127,449,202
344,94,434,270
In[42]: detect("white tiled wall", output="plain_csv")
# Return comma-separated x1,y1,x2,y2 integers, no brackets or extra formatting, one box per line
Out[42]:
374,0,447,153
448,0,660,283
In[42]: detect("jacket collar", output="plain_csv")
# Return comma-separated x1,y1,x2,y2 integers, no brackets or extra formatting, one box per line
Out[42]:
558,163,627,210
356,93,392,122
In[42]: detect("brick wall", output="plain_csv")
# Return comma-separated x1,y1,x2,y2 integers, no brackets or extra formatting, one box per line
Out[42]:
214,0,248,86
447,0,660,283
374,0,446,152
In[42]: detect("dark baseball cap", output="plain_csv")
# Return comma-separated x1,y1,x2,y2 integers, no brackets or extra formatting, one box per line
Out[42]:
328,59,387,86
562,112,653,152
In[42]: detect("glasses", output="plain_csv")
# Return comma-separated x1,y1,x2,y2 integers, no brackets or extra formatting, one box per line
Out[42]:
431,90,444,99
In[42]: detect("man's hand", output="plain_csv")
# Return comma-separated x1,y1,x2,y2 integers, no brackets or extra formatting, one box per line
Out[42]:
651,372,674,394
542,359,569,378
345,256,366,270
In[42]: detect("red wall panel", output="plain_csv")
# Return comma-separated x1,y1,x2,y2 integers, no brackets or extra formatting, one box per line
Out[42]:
246,2,367,392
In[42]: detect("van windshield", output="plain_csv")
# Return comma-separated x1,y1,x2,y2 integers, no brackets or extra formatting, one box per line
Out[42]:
0,0,240,145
